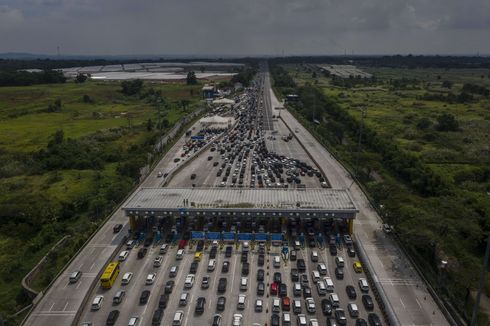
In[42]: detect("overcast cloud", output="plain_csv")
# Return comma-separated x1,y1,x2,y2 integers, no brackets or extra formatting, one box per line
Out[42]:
1,0,489,56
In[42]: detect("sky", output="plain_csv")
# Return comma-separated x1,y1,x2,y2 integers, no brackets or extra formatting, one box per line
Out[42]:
0,0,489,56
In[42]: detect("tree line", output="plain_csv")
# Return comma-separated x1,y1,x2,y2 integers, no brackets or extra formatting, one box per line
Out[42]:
0,70,66,87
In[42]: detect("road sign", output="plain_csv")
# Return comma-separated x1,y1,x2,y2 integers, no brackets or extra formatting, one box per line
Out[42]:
271,233,282,242
237,233,253,241
222,232,235,242
255,233,267,242
191,231,205,240
206,232,221,240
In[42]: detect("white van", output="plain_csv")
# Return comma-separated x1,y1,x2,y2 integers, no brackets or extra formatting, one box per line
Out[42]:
317,263,327,275
273,298,281,312
348,303,359,317
154,256,163,267
316,280,327,295
176,249,184,260
283,312,291,326
359,278,369,292
329,293,340,308
294,240,301,249
273,256,281,268
169,265,178,277
172,310,184,326
293,299,302,314
91,295,104,310
118,250,129,262
311,270,320,282
69,271,82,283
159,244,168,254
335,256,345,268
179,293,188,306
237,294,246,310
311,250,318,262
240,277,248,291
294,282,302,296
324,277,335,292
208,259,216,272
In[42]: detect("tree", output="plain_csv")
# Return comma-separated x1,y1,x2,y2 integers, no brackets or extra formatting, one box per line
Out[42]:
436,113,459,131
121,79,143,95
416,117,432,130
146,118,154,131
180,99,190,112
75,73,88,83
82,94,93,103
186,71,197,85
441,80,453,89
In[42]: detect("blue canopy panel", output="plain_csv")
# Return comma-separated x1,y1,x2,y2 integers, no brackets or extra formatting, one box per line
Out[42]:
237,233,253,241
271,233,283,242
191,231,205,240
206,232,221,240
222,232,235,242
255,233,268,242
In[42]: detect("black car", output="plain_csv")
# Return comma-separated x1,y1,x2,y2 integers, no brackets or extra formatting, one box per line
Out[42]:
335,309,347,325
196,240,204,251
346,285,357,299
241,252,248,263
242,262,250,276
140,290,150,304
273,272,282,285
368,313,382,326
144,237,153,247
257,269,264,281
335,267,344,280
164,281,174,294
303,285,312,298
190,173,196,180
106,310,119,325
257,282,265,296
291,268,299,282
356,319,368,326
347,245,356,257
195,297,206,314
210,247,217,259
217,296,226,311
271,313,280,326
151,309,163,325
225,246,232,257
258,254,265,266
137,247,148,259
279,283,287,297
321,299,333,316
308,239,316,248
222,261,230,273
113,224,123,233
158,294,169,309
362,294,375,311
297,259,306,272
189,262,198,274
329,244,337,256
218,278,227,293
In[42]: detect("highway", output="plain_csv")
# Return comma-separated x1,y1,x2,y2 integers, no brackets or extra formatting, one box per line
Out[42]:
24,64,448,326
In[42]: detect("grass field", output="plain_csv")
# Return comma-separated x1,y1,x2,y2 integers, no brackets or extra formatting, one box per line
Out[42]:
275,63,490,323
0,79,203,323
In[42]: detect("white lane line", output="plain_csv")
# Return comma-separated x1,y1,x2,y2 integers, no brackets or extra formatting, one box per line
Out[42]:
89,262,95,271
62,301,69,311
400,297,406,309
76,280,82,289
48,302,55,312
415,298,422,309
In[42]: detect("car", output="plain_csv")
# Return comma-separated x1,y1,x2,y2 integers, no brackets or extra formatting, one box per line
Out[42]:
184,274,195,288
290,250,297,261
128,316,140,326
218,277,227,293
297,314,307,326
353,261,363,273
146,273,156,285
212,314,222,326
209,247,217,259
270,282,278,295
359,278,370,292
113,290,125,304
242,262,249,275
348,303,359,317
190,173,196,179
347,246,356,257
257,269,264,281
311,250,319,262
291,269,299,282
329,245,337,256
195,297,206,314
118,250,129,261
258,254,265,266
356,319,368,326
201,275,210,289
216,296,226,311
300,274,309,286
157,171,163,177
232,313,243,326
297,259,306,272
279,283,287,297
139,290,150,304
154,256,163,267
241,252,248,263
305,298,316,313
343,234,353,245
189,262,198,274
144,237,153,247
225,246,232,257
335,267,344,280
383,224,392,233
335,308,347,325
159,244,168,254
362,294,375,310
303,285,312,298
274,272,282,284
121,272,133,285
137,247,147,259
257,281,265,295
368,313,382,326
106,310,119,325
271,313,280,326
164,280,174,294
113,224,123,233
158,294,169,309
222,261,230,273
321,298,333,315
255,298,263,312
346,285,357,299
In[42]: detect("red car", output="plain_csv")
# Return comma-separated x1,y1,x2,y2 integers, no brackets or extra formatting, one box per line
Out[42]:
270,282,278,295
178,239,187,249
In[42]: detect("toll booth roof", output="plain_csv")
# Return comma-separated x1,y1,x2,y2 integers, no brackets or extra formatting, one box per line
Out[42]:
122,188,358,213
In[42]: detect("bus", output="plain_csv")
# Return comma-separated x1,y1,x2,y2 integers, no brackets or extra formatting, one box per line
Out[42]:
100,262,120,289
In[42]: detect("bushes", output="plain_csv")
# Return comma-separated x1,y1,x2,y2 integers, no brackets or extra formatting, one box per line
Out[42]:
0,70,66,87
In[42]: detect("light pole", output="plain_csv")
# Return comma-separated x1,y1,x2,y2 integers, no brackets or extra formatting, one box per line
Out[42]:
470,233,490,326
354,106,367,176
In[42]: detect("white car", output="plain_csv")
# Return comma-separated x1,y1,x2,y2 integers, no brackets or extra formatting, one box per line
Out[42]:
305,298,316,313
255,299,263,312
121,272,133,285
184,274,195,289
91,295,104,310
232,314,243,326
118,250,129,261
145,273,156,285
309,319,319,326
128,316,139,326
